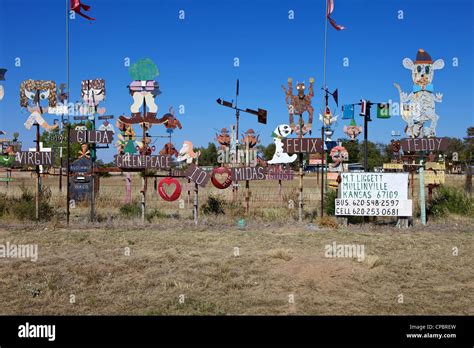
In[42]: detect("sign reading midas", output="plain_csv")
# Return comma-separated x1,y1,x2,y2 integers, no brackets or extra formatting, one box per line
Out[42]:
336,173,412,216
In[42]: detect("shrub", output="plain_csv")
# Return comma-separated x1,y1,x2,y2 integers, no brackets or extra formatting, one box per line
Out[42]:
428,186,474,218
324,189,337,216
146,209,167,222
119,201,142,218
2,186,54,221
317,216,339,229
202,195,226,215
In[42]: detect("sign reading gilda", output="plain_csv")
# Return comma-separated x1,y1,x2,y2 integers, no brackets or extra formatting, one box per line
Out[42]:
114,154,170,169
70,130,114,144
231,166,266,181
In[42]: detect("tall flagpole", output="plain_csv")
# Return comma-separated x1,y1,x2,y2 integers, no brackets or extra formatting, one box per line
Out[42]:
66,0,71,225
321,0,329,216
323,0,329,89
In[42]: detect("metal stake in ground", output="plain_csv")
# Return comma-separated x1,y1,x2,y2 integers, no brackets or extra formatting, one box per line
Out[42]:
298,114,304,222
141,98,147,223
419,157,426,226
35,122,40,221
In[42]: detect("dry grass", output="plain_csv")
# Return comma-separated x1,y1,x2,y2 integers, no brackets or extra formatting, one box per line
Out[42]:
0,173,472,315
0,217,472,315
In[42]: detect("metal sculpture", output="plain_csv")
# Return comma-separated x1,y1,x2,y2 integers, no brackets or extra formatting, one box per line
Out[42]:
267,124,297,164
394,49,444,138
343,118,363,140
20,80,58,131
176,140,200,164
282,77,315,135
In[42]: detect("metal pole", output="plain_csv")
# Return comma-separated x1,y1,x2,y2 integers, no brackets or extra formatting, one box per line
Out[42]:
298,114,303,222
141,98,147,223
419,161,426,225
320,125,325,217
59,146,63,192
364,106,369,172
193,182,198,225
90,108,96,222
245,139,250,214
35,123,40,221
65,0,70,226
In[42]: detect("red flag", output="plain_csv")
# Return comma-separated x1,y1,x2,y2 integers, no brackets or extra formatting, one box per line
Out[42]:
70,0,95,21
326,0,345,31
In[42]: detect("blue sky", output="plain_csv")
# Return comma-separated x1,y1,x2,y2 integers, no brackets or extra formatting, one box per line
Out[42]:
0,0,473,162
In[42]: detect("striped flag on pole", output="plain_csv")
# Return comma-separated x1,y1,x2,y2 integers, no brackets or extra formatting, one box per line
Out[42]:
327,0,345,31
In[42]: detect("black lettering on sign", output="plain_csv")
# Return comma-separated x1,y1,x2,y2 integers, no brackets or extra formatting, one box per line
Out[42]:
231,166,266,181
282,138,323,154
70,130,114,144
185,164,211,187
400,137,448,152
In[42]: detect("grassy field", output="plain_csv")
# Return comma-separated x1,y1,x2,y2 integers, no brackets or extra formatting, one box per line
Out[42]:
0,217,472,315
0,172,472,315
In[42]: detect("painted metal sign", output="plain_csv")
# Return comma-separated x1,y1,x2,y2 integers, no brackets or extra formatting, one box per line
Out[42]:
400,137,448,152
185,164,211,187
15,151,53,166
70,130,114,144
114,154,170,169
266,166,294,180
211,167,233,189
383,163,404,170
335,199,412,216
424,170,445,185
282,138,323,154
340,173,409,200
69,157,96,202
231,166,266,181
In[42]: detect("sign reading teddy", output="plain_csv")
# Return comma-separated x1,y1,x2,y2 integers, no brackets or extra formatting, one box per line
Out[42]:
394,49,444,138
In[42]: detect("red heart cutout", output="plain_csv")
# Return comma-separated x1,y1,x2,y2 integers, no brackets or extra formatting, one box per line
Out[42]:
158,177,182,201
211,167,232,189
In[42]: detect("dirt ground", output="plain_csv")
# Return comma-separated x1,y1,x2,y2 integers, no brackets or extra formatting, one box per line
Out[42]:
0,216,472,315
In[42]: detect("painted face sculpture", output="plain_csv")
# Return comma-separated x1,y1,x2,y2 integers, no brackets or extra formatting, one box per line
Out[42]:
329,145,349,172
319,106,338,127
343,119,363,141
80,79,106,115
216,128,231,150
282,77,315,135
394,49,444,138
115,118,137,154
241,129,260,148
20,79,58,131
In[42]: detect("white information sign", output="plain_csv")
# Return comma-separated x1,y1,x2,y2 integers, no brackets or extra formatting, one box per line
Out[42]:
340,173,408,200
337,173,412,216
335,199,412,216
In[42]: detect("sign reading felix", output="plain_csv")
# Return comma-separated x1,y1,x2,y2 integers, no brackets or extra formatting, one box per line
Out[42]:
282,138,323,154
336,173,412,216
